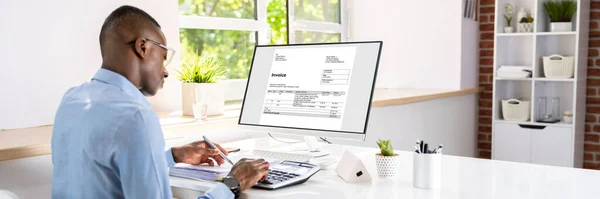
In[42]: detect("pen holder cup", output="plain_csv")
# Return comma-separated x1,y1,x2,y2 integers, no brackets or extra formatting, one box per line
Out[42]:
413,153,441,189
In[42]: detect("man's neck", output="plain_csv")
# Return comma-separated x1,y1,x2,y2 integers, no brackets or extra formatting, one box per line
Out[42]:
100,64,141,89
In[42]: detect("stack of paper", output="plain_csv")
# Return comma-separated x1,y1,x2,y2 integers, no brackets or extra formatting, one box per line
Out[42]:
169,163,231,182
497,66,532,78
169,153,282,182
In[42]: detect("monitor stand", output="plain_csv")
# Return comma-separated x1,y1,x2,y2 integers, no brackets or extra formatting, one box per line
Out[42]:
286,136,329,158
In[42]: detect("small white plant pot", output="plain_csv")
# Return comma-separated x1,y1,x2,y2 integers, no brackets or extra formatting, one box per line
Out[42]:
504,27,514,33
375,154,399,177
518,23,533,33
550,22,572,32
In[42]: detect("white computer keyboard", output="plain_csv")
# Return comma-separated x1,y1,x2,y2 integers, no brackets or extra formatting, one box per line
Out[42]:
252,150,314,162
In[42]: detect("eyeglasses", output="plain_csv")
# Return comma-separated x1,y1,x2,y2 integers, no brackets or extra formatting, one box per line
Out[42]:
127,38,176,67
145,38,176,67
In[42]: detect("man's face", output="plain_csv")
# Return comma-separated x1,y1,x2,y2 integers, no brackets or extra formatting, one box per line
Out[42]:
139,33,169,96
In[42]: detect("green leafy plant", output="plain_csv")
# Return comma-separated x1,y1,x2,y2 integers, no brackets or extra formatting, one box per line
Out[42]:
520,16,534,23
176,51,226,83
376,139,395,156
543,0,577,22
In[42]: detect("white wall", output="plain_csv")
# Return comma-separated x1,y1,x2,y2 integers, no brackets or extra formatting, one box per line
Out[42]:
461,18,480,89
349,0,473,90
0,0,181,129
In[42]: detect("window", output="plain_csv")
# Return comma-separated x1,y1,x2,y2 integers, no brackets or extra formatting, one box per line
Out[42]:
178,0,347,100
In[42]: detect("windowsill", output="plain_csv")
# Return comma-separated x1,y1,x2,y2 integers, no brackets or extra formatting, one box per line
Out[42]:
157,102,242,126
0,87,481,161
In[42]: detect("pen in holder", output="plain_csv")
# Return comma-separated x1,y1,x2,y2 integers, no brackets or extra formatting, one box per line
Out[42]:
413,153,441,189
413,140,442,189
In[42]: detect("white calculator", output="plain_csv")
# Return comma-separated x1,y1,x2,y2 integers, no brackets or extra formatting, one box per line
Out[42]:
253,160,321,190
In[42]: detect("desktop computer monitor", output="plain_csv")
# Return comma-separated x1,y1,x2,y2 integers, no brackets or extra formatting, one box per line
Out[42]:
238,41,383,142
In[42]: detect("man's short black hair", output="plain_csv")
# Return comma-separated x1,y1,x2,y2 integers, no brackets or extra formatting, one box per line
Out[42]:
99,5,161,49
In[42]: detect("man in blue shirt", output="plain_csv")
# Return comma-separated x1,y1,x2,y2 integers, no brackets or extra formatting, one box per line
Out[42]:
51,5,269,199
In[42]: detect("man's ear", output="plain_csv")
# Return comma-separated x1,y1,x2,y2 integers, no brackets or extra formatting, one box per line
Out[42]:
133,37,147,59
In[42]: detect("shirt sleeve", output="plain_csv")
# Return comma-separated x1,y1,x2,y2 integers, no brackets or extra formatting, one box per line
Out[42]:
112,109,173,199
165,147,176,167
197,183,235,199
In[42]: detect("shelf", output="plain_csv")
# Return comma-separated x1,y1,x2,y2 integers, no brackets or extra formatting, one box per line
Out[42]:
494,120,573,128
495,77,533,81
536,32,577,36
496,36,534,67
497,33,535,37
534,78,575,82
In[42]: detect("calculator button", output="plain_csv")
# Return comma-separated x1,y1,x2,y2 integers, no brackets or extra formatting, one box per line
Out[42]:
258,179,274,185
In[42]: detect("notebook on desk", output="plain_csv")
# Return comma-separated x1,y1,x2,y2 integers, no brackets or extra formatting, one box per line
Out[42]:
169,163,231,182
169,155,282,182
168,153,322,190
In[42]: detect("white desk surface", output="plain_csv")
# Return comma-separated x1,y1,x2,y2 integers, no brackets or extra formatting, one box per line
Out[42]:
170,137,600,199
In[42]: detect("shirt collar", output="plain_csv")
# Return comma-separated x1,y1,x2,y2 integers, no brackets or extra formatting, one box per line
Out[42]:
91,68,151,108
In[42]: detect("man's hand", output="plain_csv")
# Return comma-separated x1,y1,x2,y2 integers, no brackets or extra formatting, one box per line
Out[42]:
228,158,270,191
171,141,229,166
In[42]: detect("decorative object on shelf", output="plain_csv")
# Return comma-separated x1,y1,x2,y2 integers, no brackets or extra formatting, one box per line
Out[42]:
543,0,577,32
536,96,561,123
177,51,226,116
375,139,398,178
542,54,575,78
563,111,573,124
537,96,548,121
497,66,532,78
504,3,515,33
502,99,531,122
518,9,535,33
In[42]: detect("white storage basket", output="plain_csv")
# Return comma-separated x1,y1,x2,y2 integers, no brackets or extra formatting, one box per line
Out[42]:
502,99,530,121
543,54,574,78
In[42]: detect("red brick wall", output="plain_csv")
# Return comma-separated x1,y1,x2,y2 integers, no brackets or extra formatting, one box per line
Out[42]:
477,0,600,170
478,0,495,159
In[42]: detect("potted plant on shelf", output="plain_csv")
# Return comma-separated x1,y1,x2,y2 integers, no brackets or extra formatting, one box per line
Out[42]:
176,50,226,117
375,139,399,177
518,13,534,33
504,3,515,33
543,0,577,32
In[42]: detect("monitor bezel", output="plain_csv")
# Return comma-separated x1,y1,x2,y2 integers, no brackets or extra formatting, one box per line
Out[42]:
237,41,383,140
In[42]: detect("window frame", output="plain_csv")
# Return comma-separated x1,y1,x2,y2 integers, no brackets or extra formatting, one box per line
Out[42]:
286,0,348,43
178,0,348,101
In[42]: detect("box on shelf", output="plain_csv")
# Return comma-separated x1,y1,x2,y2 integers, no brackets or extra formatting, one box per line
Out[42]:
496,66,532,78
542,54,574,78
501,99,530,122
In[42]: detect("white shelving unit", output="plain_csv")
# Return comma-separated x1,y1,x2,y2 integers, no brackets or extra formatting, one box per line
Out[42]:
491,0,589,168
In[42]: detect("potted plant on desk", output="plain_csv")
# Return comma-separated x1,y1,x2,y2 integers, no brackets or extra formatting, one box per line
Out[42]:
544,0,577,32
177,51,226,117
375,139,399,177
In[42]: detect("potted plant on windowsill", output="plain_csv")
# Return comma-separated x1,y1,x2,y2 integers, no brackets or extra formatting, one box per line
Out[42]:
543,0,577,32
375,139,399,178
176,51,226,116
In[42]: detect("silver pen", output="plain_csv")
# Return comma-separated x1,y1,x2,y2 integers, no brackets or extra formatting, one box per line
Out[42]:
202,136,234,165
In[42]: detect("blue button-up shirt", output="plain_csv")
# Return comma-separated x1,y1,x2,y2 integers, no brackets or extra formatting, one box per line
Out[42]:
51,68,233,199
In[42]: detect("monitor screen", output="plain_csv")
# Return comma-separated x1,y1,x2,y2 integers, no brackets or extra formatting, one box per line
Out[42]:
239,41,382,135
